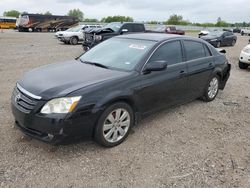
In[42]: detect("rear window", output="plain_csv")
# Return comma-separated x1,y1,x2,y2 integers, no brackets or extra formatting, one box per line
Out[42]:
184,41,206,61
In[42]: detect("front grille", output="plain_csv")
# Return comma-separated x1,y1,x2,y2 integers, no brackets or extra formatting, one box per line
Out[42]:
12,86,38,113
84,33,94,43
59,34,63,37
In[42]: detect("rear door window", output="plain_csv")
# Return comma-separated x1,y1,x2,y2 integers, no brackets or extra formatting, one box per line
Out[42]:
183,41,206,61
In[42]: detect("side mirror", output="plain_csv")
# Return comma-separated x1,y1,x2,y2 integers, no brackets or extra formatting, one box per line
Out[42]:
121,29,128,34
143,60,167,74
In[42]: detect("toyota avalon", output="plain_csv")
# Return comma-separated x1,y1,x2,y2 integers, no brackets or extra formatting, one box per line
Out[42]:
11,33,231,147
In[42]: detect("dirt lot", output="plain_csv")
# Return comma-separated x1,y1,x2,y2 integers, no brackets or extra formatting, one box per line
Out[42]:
0,30,249,188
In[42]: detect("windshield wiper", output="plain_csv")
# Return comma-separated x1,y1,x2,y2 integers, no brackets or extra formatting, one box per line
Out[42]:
80,60,109,69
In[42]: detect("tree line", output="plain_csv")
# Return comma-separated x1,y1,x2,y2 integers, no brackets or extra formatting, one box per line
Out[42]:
3,10,250,27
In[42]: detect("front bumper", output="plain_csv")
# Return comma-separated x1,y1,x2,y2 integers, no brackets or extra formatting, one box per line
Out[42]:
58,37,71,42
205,40,219,47
239,51,250,64
11,99,98,144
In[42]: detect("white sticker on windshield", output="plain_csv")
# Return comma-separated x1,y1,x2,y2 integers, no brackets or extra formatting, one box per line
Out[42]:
129,44,147,50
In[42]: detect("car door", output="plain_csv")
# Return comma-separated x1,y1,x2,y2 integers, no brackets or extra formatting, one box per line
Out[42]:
135,40,189,114
222,32,232,45
183,40,214,99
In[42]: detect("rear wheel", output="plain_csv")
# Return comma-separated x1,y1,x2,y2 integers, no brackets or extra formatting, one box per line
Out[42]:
94,102,134,147
239,61,249,69
70,37,78,45
203,75,220,102
241,31,244,36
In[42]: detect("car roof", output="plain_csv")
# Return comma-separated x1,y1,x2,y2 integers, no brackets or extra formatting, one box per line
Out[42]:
116,33,202,43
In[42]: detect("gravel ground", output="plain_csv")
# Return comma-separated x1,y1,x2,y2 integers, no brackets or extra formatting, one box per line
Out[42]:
0,30,249,188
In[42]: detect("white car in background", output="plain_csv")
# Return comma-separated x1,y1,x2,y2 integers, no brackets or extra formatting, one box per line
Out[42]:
241,28,250,36
56,24,101,45
239,44,250,69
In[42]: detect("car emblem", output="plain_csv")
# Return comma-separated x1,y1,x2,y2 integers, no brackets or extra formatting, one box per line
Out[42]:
15,92,21,103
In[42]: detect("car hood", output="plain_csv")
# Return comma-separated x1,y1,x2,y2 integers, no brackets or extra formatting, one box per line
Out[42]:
84,27,114,34
18,60,131,100
59,31,80,36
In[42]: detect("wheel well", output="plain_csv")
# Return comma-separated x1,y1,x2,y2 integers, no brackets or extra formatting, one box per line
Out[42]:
71,36,79,40
105,98,137,112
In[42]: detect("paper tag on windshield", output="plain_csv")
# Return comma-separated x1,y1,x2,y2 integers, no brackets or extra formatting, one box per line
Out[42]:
129,44,147,50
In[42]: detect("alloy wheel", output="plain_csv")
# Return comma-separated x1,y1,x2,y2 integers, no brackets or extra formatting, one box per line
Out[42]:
103,108,130,143
208,77,219,99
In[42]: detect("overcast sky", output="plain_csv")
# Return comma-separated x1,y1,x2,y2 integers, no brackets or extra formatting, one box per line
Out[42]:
0,0,249,23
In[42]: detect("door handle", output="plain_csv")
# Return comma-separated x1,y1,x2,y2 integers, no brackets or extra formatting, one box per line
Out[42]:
179,70,186,76
208,63,214,67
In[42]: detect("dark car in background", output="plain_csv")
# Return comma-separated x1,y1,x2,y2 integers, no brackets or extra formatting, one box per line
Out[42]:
82,22,145,51
11,34,231,147
201,31,237,48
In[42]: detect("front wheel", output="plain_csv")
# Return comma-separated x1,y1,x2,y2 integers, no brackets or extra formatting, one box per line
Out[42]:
70,37,78,45
239,61,249,69
216,41,221,48
231,40,236,46
203,75,220,102
94,102,134,147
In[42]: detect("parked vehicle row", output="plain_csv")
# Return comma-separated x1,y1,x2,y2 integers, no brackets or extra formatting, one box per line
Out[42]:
12,34,231,147
55,24,101,45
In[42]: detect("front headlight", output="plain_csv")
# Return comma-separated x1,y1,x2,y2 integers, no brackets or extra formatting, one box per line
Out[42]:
94,35,102,41
210,39,217,42
41,96,81,114
243,47,250,53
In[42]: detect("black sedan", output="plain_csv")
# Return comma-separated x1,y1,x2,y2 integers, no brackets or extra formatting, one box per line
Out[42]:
201,31,237,48
11,34,231,147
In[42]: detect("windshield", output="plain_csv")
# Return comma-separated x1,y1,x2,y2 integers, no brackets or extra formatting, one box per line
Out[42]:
79,38,156,71
66,25,83,32
207,31,223,37
104,22,122,32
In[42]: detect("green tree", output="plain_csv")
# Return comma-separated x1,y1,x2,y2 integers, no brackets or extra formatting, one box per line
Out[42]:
215,17,229,27
101,16,133,23
3,10,20,17
166,14,184,25
44,11,52,15
84,18,99,22
67,9,84,21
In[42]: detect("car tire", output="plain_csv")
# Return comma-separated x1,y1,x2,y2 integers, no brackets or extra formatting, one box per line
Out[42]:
70,37,78,45
239,61,249,69
94,102,134,147
216,41,221,48
231,40,236,46
241,32,244,36
203,75,220,102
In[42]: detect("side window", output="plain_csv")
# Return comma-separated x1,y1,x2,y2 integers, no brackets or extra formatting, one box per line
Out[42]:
203,44,212,57
148,41,183,65
184,41,206,61
121,24,133,32
132,24,145,32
